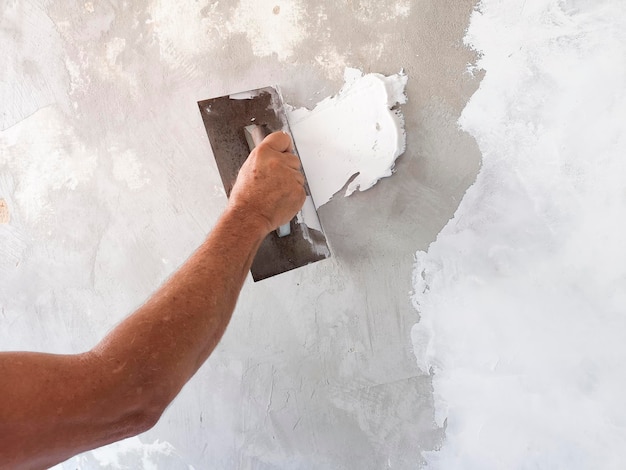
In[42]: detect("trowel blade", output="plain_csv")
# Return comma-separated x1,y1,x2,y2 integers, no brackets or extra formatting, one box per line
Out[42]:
198,86,330,282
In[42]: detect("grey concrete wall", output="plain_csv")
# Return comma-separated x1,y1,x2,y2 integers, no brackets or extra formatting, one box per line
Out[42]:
1,1,480,468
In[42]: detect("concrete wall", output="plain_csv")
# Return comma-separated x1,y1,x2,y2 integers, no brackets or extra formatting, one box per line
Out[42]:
1,1,480,468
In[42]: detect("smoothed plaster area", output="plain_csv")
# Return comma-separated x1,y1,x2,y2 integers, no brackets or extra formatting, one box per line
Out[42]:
413,1,626,467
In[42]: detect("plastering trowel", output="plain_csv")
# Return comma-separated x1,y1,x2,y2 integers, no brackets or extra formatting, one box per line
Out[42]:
198,86,330,281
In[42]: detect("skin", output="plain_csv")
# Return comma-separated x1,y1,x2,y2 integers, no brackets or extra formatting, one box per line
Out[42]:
0,132,306,470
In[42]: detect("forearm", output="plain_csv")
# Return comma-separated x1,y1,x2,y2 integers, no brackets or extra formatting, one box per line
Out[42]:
0,208,268,469
90,206,269,411
0,208,269,468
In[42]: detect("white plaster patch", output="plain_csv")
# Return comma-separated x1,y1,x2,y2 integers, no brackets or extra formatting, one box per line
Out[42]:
358,40,387,62
229,0,308,60
354,0,412,23
0,2,70,130
65,51,91,97
106,37,126,66
314,46,350,80
151,0,309,64
394,0,412,17
288,68,408,208
53,437,196,470
151,2,214,63
92,38,139,96
111,148,150,190
0,106,97,224
412,0,626,467
64,38,137,99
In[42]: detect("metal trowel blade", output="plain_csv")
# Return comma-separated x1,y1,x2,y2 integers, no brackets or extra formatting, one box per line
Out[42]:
198,86,330,282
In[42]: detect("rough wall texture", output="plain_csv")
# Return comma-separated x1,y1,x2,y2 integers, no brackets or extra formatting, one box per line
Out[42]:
1,1,480,468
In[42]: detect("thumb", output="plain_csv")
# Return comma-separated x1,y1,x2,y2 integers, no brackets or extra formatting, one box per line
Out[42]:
261,131,293,153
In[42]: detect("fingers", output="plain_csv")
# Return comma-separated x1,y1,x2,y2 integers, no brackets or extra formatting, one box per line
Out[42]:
290,167,305,186
262,131,293,153
282,152,302,171
257,132,302,171
229,133,307,232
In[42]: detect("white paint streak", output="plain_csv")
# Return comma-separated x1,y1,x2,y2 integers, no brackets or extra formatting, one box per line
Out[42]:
289,68,408,208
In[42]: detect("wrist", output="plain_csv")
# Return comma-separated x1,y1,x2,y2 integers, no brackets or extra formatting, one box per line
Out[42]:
222,204,273,240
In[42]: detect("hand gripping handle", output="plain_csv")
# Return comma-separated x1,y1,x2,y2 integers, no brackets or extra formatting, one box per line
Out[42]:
243,124,292,238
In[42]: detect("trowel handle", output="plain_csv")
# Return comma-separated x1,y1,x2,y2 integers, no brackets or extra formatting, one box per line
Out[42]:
246,124,270,147
243,124,291,238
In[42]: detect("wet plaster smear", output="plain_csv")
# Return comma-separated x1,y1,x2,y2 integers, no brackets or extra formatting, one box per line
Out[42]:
289,68,408,209
1,0,487,468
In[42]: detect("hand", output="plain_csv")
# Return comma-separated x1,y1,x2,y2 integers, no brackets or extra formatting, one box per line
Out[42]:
228,131,306,234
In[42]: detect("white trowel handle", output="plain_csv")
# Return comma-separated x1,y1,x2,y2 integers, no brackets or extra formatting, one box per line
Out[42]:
244,124,291,238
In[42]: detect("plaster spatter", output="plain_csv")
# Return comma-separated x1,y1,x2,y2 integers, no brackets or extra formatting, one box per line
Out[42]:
288,68,408,209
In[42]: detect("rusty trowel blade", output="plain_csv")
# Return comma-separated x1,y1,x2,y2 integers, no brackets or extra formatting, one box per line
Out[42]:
198,86,330,282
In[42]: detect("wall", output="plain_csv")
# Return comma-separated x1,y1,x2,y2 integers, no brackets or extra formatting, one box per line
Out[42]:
0,1,480,468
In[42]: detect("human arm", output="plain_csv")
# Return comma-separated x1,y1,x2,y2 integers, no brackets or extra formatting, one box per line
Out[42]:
0,132,305,469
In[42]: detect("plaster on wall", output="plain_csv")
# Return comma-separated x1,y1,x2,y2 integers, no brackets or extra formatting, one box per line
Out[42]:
412,1,626,467
290,68,408,208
